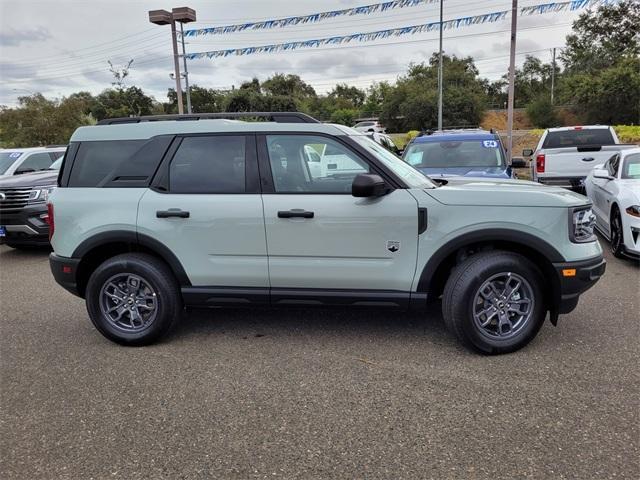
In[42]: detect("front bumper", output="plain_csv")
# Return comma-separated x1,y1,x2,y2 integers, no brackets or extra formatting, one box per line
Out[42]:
0,203,49,245
50,253,81,297
553,255,606,315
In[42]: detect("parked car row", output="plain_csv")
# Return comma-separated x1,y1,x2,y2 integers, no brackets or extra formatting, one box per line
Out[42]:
0,146,66,248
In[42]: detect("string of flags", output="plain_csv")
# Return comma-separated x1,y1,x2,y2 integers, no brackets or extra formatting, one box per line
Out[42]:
183,0,439,37
184,0,616,60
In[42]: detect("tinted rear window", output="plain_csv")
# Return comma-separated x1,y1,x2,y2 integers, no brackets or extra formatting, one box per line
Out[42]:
68,140,147,187
542,129,615,149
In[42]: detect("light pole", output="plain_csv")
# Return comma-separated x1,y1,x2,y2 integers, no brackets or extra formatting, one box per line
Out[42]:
148,7,196,115
179,21,192,114
506,0,518,162
437,0,444,131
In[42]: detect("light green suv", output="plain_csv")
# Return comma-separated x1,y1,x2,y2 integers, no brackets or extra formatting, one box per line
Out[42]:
48,113,605,354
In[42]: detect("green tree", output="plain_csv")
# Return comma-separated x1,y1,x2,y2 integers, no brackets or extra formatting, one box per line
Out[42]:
328,84,366,108
89,86,156,120
526,95,558,128
166,85,226,113
361,81,393,116
380,55,487,131
563,56,640,124
560,0,640,74
0,94,95,147
262,74,316,100
329,108,359,126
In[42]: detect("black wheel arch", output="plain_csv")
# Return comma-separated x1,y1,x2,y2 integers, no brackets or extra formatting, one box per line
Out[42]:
417,229,564,311
72,231,191,297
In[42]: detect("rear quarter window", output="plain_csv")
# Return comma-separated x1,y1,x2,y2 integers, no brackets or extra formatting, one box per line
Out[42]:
542,129,615,149
67,139,164,187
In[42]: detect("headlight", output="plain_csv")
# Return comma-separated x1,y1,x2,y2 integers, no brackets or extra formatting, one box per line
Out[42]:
28,186,56,202
626,206,640,218
570,206,596,243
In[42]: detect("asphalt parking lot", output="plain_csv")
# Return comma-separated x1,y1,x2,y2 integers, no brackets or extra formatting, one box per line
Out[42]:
0,240,638,479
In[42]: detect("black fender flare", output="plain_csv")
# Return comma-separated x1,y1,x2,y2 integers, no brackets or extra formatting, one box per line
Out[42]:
71,230,191,286
416,228,565,293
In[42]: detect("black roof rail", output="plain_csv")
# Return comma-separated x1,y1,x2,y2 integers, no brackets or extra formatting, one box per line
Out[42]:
45,144,67,148
97,112,320,125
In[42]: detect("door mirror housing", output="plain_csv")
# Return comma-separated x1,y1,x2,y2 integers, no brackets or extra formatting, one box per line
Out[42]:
352,173,388,197
511,157,527,168
522,148,534,157
592,168,613,180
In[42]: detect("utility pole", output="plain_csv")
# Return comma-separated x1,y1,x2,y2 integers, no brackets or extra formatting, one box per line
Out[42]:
550,47,556,106
506,0,518,163
148,7,196,115
179,21,192,114
437,0,444,131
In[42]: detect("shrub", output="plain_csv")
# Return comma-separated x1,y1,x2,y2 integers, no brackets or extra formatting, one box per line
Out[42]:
526,96,559,128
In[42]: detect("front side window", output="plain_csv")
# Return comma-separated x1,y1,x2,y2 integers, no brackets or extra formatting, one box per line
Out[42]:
607,154,620,177
16,152,53,173
404,139,504,169
266,135,369,193
170,136,246,193
622,153,640,179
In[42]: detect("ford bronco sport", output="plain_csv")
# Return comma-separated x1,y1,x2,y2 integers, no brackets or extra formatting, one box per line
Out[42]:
48,112,605,354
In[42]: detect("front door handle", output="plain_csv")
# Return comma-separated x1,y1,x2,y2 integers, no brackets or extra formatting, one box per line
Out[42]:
156,208,190,218
278,209,314,219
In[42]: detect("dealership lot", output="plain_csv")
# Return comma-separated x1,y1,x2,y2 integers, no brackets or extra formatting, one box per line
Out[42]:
0,241,638,479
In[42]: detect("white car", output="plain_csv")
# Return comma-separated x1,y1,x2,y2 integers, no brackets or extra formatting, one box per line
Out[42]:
0,146,66,177
585,148,640,259
353,120,385,134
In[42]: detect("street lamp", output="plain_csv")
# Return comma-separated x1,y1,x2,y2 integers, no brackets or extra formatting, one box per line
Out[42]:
148,6,196,115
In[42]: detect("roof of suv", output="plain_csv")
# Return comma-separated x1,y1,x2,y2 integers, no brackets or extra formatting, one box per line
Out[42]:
412,131,499,143
0,146,66,153
71,120,356,142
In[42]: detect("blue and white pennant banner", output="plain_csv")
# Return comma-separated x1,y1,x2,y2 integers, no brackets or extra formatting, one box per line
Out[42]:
183,0,438,37
185,0,616,60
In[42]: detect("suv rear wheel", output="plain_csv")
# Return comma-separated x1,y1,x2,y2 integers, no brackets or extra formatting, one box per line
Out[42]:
85,253,182,346
442,251,546,354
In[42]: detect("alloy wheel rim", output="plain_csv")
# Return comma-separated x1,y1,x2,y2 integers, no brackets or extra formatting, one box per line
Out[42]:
99,273,158,332
472,272,534,339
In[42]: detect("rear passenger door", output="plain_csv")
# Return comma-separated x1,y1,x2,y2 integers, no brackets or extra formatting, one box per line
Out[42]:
137,134,269,290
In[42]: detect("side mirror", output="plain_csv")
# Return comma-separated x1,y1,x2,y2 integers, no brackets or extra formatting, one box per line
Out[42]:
592,168,613,180
352,173,388,197
511,157,527,168
522,148,534,157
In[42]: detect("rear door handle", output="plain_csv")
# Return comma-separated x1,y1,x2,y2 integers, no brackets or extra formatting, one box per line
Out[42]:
156,208,190,218
278,209,314,219
582,157,595,162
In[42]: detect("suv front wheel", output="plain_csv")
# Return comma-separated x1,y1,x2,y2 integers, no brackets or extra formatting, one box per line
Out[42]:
85,253,182,346
442,251,546,354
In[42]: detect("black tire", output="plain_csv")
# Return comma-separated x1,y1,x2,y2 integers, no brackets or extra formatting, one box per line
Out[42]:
442,251,546,355
85,253,182,346
609,206,625,259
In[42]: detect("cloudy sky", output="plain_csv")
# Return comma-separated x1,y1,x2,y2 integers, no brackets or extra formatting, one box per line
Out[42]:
0,0,586,106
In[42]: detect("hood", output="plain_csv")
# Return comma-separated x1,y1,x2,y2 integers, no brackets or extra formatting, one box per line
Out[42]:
418,166,510,179
426,177,589,208
617,179,640,202
0,170,58,188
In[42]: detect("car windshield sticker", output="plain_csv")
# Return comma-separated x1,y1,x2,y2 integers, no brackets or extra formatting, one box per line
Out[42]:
406,151,423,166
9,152,22,158
482,140,498,148
628,163,640,176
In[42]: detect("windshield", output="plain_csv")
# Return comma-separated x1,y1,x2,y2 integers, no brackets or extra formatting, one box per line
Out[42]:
351,135,435,189
403,139,505,169
542,129,615,148
622,153,640,179
0,152,23,174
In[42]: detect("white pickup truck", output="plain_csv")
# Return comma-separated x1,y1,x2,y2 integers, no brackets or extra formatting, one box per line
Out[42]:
525,126,636,190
